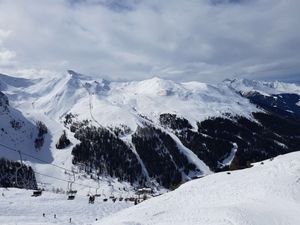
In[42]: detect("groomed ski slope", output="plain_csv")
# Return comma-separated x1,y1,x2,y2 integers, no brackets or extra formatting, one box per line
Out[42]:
96,151,300,225
0,188,133,225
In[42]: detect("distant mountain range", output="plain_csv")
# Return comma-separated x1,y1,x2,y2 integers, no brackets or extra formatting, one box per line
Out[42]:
0,70,299,190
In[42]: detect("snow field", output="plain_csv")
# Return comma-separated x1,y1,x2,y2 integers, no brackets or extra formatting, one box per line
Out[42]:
96,152,300,225
0,187,133,225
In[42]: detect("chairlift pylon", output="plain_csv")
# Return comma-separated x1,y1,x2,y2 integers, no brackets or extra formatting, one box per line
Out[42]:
14,150,41,197
95,179,101,197
15,150,23,188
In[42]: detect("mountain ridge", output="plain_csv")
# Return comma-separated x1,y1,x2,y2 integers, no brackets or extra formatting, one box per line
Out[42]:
0,70,299,190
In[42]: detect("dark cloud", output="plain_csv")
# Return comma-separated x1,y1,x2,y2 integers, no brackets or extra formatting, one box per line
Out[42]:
68,0,140,12
0,0,299,83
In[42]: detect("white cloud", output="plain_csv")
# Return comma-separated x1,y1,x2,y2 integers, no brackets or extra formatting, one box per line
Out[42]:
0,49,16,64
0,28,15,66
0,0,299,82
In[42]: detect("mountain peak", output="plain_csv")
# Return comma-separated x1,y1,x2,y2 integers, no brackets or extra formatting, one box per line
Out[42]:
134,76,183,96
67,70,88,79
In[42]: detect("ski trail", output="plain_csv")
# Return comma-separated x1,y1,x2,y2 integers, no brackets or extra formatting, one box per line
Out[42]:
165,130,211,175
128,139,151,182
80,81,151,182
135,113,211,176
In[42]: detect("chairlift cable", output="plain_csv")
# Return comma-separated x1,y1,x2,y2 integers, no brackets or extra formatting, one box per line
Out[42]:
0,142,98,189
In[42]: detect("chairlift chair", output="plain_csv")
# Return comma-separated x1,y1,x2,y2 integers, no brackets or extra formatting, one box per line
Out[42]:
68,195,75,200
32,189,42,197
102,192,108,202
67,172,77,200
67,189,77,200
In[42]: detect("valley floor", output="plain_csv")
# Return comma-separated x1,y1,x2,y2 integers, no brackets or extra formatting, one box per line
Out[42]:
0,188,132,225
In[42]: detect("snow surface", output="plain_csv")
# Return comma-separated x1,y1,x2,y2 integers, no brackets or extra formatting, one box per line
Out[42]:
1,71,300,224
0,70,261,193
2,152,299,225
221,143,237,167
96,152,300,225
0,188,133,225
225,78,300,95
1,71,259,131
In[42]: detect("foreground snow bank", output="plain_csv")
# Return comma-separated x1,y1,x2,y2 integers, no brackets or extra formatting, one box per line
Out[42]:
97,152,300,225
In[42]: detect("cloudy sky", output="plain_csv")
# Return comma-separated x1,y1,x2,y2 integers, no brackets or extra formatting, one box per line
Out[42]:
0,0,299,83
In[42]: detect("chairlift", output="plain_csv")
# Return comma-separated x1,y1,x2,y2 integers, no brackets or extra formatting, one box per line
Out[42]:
32,189,42,197
102,192,108,202
67,171,77,200
67,187,77,200
95,180,101,197
118,191,123,201
68,195,75,200
31,180,44,197
128,197,135,202
15,150,41,197
15,150,23,189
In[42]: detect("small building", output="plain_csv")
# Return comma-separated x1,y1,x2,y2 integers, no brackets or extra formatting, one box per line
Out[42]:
136,187,153,195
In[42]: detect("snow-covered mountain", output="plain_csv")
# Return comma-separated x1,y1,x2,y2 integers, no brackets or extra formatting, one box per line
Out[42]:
225,78,300,95
226,78,300,119
0,71,300,192
5,71,257,129
0,90,49,161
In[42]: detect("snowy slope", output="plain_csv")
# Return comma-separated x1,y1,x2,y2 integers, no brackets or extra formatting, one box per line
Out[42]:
4,71,258,130
0,70,260,189
1,70,300,194
0,187,133,225
97,151,300,225
0,91,48,161
225,78,300,118
0,152,299,225
0,72,141,194
225,78,300,95
1,71,300,225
